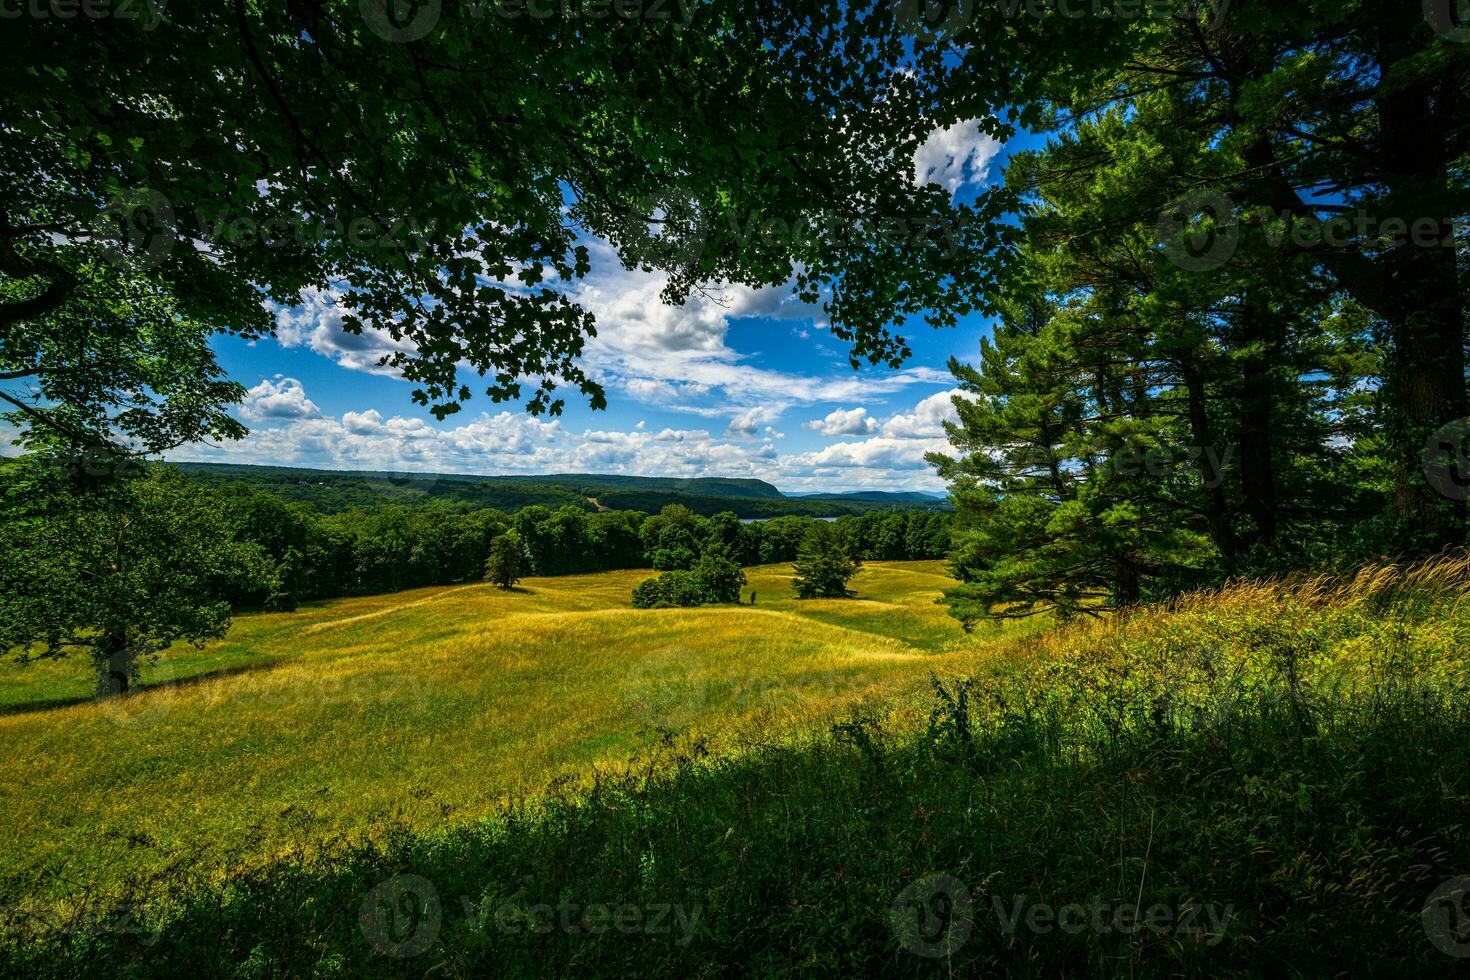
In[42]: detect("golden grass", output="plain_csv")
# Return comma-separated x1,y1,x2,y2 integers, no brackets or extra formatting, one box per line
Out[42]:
960,554,1470,742
17,555,1455,908
1,560,1029,901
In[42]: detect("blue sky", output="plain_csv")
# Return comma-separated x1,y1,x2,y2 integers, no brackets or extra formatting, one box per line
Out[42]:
168,121,1046,493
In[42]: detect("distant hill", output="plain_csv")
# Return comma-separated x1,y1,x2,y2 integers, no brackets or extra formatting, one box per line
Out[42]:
442,471,784,500
790,490,947,504
168,462,950,516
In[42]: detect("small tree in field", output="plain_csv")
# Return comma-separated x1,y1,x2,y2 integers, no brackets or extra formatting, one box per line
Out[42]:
0,464,272,696
792,523,862,599
484,532,524,590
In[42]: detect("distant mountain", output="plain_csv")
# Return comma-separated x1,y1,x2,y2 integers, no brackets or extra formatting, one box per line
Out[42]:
449,472,785,500
172,463,782,500
166,462,949,517
790,490,948,504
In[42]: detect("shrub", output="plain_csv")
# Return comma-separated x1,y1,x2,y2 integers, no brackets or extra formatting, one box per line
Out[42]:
632,559,744,609
691,554,746,604
792,522,861,598
631,576,670,608
631,571,711,609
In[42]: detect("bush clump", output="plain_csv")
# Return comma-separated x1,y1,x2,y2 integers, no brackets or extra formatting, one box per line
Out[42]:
632,555,746,608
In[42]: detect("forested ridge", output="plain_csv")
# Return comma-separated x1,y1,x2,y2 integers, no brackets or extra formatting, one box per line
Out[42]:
0,459,949,613
170,462,951,518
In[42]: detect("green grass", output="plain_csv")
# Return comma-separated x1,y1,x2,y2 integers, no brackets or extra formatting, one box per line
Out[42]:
6,558,1470,976
0,561,1028,908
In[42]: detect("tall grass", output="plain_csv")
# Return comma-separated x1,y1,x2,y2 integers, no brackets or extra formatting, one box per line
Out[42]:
5,557,1470,976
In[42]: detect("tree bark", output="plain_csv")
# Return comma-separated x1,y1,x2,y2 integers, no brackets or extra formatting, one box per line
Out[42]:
1376,60,1467,551
95,632,133,697
1180,358,1239,571
1235,291,1281,545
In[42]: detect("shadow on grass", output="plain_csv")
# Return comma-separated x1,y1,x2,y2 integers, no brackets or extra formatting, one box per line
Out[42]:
0,656,300,718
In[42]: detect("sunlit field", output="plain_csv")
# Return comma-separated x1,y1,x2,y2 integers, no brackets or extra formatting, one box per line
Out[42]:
0,561,1030,905
7,558,1470,975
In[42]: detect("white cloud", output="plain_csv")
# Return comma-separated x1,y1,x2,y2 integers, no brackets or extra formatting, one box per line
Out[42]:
239,376,321,422
182,382,967,494
727,405,784,438
786,436,947,472
270,287,415,377
880,389,963,439
806,406,878,437
342,409,383,434
570,239,945,419
913,119,1003,193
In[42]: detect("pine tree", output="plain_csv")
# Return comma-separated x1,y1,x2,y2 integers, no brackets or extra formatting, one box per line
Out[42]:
792,523,862,599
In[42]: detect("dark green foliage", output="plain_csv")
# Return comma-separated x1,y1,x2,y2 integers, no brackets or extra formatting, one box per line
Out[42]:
0,259,247,456
690,555,747,605
792,523,862,599
630,571,710,610
143,471,945,607
923,1,1469,626
633,555,746,609
175,464,597,515
0,464,275,694
591,488,945,519
484,533,525,591
4,2,995,455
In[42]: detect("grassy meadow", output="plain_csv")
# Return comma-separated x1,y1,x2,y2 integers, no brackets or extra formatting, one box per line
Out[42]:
0,560,1022,909
6,557,1470,976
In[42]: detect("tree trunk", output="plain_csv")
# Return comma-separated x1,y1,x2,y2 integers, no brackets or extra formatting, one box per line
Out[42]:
1114,558,1141,608
1231,18,1466,551
1179,359,1239,571
1377,60,1467,552
95,632,133,698
1235,291,1281,545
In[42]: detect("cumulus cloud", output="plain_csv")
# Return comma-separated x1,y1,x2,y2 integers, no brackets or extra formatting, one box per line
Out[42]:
570,238,945,418
270,287,415,377
342,409,383,435
790,436,944,471
806,406,878,437
913,119,1003,193
727,405,784,438
184,384,970,493
880,389,963,439
239,376,321,422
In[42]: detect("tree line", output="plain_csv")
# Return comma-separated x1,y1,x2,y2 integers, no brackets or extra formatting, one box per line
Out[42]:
11,462,949,609
0,461,948,692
